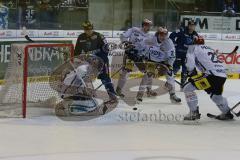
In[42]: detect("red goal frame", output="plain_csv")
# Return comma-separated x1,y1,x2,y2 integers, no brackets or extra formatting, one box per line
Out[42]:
22,43,74,118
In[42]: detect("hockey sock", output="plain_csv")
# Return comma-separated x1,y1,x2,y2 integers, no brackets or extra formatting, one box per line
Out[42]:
211,95,230,114
183,83,199,112
116,69,129,90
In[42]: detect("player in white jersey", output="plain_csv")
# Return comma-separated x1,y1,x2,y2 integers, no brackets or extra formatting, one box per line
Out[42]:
183,36,234,121
136,27,181,103
116,19,157,98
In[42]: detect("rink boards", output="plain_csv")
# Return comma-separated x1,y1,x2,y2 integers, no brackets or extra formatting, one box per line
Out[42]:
0,37,240,84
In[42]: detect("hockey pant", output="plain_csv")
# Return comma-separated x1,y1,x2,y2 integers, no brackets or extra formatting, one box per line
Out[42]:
117,58,153,93
183,75,230,113
139,71,175,95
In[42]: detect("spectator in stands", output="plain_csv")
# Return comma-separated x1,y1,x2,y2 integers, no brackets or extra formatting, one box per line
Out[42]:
0,0,8,29
223,0,237,16
38,0,56,29
17,1,27,29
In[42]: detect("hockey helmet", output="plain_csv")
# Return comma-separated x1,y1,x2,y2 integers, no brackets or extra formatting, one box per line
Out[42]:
188,19,196,26
156,27,168,36
142,19,153,26
82,21,93,30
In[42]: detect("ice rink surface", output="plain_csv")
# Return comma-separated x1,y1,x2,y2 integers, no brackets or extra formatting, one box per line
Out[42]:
0,80,240,160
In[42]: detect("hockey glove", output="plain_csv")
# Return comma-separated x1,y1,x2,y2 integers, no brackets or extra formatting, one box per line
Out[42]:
187,68,198,77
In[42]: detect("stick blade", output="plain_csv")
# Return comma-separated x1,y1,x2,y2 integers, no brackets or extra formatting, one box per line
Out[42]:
231,46,239,54
25,35,34,42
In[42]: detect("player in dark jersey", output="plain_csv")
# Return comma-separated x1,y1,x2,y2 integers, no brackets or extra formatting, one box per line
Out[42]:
169,20,198,89
74,21,117,102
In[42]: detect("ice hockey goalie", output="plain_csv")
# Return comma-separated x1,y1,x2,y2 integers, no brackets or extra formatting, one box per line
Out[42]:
49,54,111,117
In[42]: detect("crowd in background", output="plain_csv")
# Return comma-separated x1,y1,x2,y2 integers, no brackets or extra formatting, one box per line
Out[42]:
0,0,239,30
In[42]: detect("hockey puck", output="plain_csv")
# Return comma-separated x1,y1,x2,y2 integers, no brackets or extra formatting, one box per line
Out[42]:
133,107,138,111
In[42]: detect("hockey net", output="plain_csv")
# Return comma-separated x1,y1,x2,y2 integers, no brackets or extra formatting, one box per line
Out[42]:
0,43,74,118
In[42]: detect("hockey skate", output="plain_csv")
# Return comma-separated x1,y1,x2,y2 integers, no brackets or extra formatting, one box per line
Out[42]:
170,93,181,103
105,93,118,105
116,87,125,98
146,89,157,97
215,111,234,121
184,108,201,121
136,91,144,104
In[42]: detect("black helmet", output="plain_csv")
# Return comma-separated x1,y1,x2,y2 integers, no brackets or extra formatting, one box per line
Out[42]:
82,21,93,30
188,19,196,26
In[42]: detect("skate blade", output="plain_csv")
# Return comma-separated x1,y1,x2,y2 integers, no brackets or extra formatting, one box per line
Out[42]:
170,100,182,105
182,119,201,125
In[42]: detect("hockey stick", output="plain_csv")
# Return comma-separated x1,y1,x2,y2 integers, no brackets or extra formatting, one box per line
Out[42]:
24,34,71,56
229,46,239,54
216,46,239,55
231,101,240,116
175,80,182,86
207,101,240,119
94,66,123,91
24,35,34,43
23,26,72,54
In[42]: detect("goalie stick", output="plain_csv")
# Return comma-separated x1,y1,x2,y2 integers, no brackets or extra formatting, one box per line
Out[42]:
207,101,240,119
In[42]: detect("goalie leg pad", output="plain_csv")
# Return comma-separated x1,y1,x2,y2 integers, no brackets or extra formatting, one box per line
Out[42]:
69,98,98,115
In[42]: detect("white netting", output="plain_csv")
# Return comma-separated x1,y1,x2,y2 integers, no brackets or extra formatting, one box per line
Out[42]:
0,43,74,118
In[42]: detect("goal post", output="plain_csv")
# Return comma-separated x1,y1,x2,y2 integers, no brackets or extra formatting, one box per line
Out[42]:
0,43,74,118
